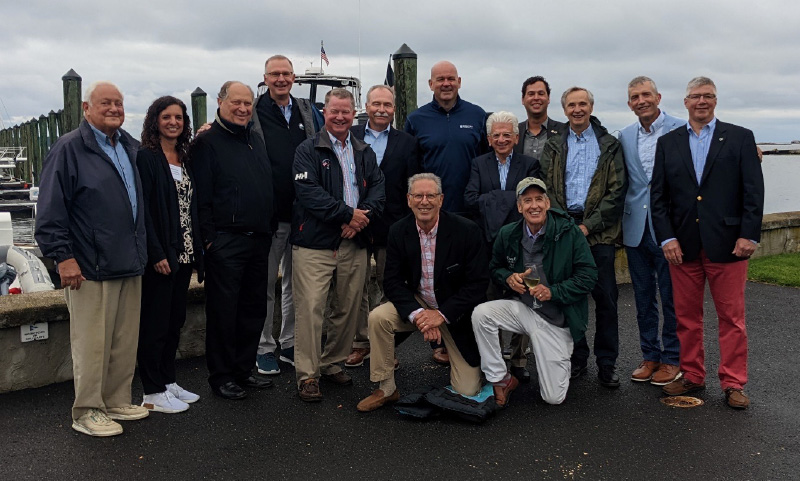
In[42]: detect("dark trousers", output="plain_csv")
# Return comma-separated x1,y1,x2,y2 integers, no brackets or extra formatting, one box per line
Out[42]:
571,244,619,368
137,263,194,395
205,232,271,388
625,224,679,365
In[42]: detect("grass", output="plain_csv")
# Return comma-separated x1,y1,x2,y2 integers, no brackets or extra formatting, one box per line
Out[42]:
748,252,800,287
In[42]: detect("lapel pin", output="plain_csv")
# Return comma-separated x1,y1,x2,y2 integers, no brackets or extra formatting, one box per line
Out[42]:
719,137,724,141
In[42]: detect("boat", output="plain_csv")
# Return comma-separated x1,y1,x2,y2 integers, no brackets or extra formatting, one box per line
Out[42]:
0,147,37,212
0,212,53,294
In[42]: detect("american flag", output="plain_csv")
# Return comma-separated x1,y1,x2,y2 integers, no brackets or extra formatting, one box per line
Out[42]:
321,45,329,66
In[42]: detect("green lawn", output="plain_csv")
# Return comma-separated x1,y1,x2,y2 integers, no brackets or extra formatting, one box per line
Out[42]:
748,252,800,287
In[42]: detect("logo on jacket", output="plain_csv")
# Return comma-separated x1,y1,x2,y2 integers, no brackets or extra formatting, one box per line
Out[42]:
506,255,516,267
460,124,474,129
299,123,305,130
295,172,308,180
322,159,331,169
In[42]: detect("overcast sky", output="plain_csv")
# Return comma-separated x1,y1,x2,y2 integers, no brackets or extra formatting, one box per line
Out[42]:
1,0,798,142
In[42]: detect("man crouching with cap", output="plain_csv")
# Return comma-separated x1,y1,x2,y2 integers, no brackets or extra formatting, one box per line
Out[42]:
471,178,597,407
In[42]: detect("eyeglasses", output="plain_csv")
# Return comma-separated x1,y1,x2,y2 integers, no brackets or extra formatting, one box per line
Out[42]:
266,71,294,79
685,93,717,101
490,132,515,140
409,193,441,202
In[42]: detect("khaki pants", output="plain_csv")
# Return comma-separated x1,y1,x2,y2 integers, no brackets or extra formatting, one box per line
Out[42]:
368,301,481,396
293,240,367,385
353,247,387,348
65,276,142,420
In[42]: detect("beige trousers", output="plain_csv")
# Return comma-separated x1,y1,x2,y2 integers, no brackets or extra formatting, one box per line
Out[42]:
293,240,367,385
368,301,481,396
65,276,142,420
353,247,387,348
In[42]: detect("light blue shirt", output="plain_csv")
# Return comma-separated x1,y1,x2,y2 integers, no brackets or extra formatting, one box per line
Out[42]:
89,123,137,221
497,152,513,190
687,117,716,184
364,123,390,166
637,110,666,181
565,125,601,212
328,131,359,209
524,222,545,242
279,97,293,124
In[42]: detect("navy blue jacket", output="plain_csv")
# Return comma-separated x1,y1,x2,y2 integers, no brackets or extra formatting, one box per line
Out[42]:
291,130,385,250
35,120,147,280
404,96,487,214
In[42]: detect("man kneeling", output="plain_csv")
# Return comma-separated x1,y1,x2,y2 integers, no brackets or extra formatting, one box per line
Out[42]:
472,178,597,407
357,173,488,412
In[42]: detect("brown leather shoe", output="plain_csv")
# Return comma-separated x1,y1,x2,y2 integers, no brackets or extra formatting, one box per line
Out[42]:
662,377,705,396
394,358,400,370
432,347,450,365
345,348,370,367
724,387,750,409
298,379,322,402
493,375,520,408
631,360,660,382
356,389,401,412
322,371,353,385
650,363,682,386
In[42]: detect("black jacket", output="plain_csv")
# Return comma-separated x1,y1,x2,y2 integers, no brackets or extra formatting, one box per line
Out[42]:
190,112,274,245
136,147,204,281
291,129,385,250
35,120,147,280
350,124,421,247
383,211,488,366
463,151,541,242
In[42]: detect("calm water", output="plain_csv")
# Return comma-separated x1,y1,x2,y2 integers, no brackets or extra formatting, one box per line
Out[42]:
6,155,799,245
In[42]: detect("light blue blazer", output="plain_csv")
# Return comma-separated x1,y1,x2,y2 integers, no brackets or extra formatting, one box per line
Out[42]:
619,112,684,247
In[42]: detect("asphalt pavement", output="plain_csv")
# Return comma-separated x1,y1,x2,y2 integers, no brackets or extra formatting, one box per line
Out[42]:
1,282,798,480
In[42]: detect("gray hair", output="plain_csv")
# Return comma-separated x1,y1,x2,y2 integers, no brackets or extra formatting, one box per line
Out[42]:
486,111,519,135
218,81,254,101
560,86,594,108
264,55,294,73
83,81,123,105
407,173,443,194
627,76,658,96
324,88,356,111
366,85,395,104
685,76,716,96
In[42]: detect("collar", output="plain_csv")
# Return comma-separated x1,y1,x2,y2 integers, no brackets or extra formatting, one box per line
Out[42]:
416,218,440,237
88,122,120,145
524,222,545,240
327,129,351,147
215,109,251,134
686,117,717,136
638,110,665,135
431,95,461,113
365,123,391,137
568,124,595,141
496,151,513,164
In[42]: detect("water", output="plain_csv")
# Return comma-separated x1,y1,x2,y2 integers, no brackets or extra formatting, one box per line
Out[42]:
6,155,798,245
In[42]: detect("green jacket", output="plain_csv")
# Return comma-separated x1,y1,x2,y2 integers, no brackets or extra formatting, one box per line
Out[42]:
540,116,627,246
490,211,598,342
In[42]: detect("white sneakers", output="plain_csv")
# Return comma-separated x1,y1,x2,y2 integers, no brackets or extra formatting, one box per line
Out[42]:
167,383,200,404
72,409,123,437
142,391,189,413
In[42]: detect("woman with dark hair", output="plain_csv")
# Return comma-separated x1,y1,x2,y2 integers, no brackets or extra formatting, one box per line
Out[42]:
137,96,204,413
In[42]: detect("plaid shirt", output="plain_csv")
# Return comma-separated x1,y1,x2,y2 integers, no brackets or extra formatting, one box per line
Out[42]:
417,220,439,309
328,131,359,209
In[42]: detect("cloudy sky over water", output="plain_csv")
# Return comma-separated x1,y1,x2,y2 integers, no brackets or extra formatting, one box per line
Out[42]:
1,0,798,142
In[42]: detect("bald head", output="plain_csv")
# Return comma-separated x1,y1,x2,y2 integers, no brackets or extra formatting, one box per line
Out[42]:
429,61,461,110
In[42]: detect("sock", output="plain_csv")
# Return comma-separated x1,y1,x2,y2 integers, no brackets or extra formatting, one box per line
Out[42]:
379,378,396,397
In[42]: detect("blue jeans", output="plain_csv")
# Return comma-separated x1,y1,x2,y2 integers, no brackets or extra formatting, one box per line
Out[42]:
625,223,679,365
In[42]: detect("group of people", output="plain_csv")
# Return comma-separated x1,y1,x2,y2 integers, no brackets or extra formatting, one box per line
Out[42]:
33,54,764,437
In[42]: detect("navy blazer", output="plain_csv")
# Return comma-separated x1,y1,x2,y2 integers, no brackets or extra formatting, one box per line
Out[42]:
650,120,764,263
350,124,421,247
383,211,488,366
619,113,684,247
463,151,541,242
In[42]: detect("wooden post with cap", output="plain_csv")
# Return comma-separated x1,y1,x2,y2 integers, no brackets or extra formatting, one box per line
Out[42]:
191,88,207,134
392,44,417,130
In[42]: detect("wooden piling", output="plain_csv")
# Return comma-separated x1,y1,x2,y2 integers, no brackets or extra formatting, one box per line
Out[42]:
392,44,417,130
61,69,82,133
191,88,207,134
47,110,59,150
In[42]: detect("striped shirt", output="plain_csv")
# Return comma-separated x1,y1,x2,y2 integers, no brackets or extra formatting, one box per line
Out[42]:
328,131,360,208
565,125,601,213
497,152,512,190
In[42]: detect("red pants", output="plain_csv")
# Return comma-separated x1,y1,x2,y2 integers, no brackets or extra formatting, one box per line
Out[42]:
669,251,748,390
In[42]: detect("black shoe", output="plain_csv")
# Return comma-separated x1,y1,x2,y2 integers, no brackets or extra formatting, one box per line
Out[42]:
570,363,587,379
510,365,531,384
238,375,274,389
598,366,620,388
213,381,247,400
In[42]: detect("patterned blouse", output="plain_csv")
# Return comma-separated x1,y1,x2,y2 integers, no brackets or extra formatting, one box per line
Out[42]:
174,164,194,264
